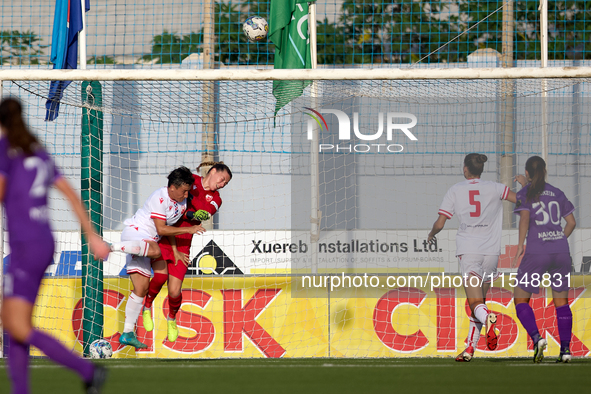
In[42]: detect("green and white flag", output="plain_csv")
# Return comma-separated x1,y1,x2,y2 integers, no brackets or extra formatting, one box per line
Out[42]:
269,0,312,118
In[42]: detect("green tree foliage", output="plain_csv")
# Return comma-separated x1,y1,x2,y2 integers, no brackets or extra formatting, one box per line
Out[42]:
88,56,116,65
142,31,203,64
143,0,591,65
330,0,591,64
339,0,454,64
316,18,348,65
0,30,45,65
142,1,271,65
454,1,591,62
214,1,273,65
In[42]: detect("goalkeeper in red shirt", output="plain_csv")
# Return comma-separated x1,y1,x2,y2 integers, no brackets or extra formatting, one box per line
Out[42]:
141,162,231,342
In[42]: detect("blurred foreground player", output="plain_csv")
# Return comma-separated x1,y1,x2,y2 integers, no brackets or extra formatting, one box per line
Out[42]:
0,97,111,394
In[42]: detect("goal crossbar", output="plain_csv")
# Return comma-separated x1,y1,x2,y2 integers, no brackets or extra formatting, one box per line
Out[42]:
1,66,591,81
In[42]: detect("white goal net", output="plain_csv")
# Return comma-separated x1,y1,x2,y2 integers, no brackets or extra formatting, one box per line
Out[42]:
1,67,591,358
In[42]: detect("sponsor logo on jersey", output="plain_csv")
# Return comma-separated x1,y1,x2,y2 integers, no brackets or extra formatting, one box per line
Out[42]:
205,194,214,202
159,198,164,204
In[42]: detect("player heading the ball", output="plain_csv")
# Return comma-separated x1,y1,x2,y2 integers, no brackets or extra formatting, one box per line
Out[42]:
0,97,111,394
110,166,205,349
428,153,517,362
512,156,576,363
142,161,231,343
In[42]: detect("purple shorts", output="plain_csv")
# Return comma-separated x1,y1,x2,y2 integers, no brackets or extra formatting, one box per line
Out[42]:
516,253,572,294
4,238,55,304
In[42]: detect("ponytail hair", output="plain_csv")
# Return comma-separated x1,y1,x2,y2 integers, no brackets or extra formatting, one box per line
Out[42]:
525,156,546,202
464,153,487,177
197,161,233,180
0,97,39,155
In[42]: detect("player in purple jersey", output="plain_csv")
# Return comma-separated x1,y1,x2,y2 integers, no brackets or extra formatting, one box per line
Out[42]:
0,98,111,394
512,156,576,363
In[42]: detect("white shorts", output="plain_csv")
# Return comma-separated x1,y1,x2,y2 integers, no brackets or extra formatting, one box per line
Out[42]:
458,254,499,284
121,225,153,278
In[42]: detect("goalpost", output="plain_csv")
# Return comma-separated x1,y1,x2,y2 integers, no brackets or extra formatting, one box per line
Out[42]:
1,67,591,358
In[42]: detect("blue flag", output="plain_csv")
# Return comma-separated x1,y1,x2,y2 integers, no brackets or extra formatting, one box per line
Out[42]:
46,0,90,121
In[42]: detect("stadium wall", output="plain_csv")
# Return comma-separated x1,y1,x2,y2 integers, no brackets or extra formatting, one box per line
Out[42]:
23,275,591,359
3,229,591,358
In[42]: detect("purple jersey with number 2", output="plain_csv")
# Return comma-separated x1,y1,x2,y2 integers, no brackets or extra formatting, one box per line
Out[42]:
0,137,61,243
513,183,574,255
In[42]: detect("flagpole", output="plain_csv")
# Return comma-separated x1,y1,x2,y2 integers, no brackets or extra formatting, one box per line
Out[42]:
309,3,318,70
540,0,548,162
309,2,320,276
307,0,324,352
79,0,87,69
0,79,3,359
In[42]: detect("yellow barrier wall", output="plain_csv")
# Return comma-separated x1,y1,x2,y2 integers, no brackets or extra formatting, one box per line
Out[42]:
30,276,591,358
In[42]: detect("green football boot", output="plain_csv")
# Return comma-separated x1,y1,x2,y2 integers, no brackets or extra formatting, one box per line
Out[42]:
167,318,179,343
119,332,147,349
142,309,154,332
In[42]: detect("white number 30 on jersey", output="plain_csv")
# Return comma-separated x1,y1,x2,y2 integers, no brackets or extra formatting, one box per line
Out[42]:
532,201,561,226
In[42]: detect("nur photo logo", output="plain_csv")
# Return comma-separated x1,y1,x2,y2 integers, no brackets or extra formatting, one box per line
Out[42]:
304,107,418,153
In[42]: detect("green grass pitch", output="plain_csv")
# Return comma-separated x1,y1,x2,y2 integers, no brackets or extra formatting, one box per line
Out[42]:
2,358,591,394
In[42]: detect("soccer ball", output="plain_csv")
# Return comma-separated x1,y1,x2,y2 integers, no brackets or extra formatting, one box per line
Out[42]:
89,339,113,359
243,16,268,42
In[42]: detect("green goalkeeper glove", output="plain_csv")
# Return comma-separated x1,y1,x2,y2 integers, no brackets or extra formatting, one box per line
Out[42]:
187,210,210,221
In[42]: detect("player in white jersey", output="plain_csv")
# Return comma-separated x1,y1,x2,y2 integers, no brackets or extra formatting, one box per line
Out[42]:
428,153,517,362
110,166,205,349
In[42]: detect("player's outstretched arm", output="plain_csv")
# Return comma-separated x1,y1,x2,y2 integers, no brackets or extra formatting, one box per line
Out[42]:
512,210,529,268
506,190,517,203
428,214,448,243
153,218,206,237
563,213,576,238
514,174,527,188
168,236,190,266
185,210,211,222
0,174,6,203
53,177,111,260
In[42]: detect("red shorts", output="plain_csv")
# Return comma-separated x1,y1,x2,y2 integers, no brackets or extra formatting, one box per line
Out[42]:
157,237,192,280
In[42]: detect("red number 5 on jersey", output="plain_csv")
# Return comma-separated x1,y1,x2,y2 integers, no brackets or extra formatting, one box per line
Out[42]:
469,190,481,217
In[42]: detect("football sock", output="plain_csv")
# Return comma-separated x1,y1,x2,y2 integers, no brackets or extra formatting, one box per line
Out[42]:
473,303,489,326
124,291,145,333
466,316,483,348
26,329,94,382
144,273,168,309
7,336,30,394
556,304,573,353
168,293,183,319
515,302,541,344
111,240,150,256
